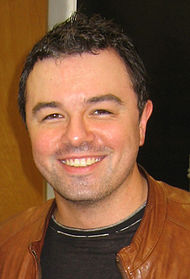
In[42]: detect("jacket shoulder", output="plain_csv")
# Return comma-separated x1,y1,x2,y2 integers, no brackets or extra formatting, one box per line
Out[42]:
163,182,190,203
161,181,190,230
0,199,54,247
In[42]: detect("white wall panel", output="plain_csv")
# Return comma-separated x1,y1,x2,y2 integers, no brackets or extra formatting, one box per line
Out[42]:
48,0,77,29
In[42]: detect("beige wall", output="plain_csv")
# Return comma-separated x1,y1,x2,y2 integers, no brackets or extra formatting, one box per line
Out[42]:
0,0,47,223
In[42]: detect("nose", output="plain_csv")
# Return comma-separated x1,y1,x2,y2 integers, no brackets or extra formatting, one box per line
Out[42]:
64,115,94,146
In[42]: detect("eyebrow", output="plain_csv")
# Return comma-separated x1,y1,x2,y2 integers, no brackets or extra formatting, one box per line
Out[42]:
86,94,124,105
32,101,60,115
32,94,124,115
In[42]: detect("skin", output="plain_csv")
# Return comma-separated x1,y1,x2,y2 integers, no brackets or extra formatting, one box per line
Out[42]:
26,49,153,229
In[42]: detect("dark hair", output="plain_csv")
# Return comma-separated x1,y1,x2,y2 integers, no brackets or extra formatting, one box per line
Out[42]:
18,12,149,123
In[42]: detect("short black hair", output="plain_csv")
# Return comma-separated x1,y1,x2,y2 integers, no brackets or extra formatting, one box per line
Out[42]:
18,12,149,123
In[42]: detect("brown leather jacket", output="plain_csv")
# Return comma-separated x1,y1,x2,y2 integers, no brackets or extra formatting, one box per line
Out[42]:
1,171,190,279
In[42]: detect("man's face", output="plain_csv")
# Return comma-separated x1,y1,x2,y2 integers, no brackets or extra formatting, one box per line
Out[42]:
26,49,152,204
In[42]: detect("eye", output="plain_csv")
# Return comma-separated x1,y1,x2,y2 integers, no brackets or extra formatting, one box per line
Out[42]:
42,113,63,121
93,109,113,115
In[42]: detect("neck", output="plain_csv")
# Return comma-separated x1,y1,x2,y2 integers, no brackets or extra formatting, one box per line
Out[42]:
53,165,148,229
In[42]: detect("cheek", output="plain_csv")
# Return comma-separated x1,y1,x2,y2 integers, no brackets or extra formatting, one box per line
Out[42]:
95,124,133,151
29,128,61,157
98,120,140,150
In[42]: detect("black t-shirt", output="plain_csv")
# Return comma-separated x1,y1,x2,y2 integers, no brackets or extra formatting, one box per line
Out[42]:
40,204,145,279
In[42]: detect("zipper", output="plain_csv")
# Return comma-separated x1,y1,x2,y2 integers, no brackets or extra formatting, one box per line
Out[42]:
116,254,129,279
30,246,42,279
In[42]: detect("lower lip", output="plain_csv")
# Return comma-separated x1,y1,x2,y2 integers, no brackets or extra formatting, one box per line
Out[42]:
58,158,104,175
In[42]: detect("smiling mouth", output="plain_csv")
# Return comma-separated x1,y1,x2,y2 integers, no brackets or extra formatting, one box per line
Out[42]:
61,157,103,167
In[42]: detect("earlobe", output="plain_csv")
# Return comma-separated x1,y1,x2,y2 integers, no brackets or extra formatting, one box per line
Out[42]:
139,100,153,146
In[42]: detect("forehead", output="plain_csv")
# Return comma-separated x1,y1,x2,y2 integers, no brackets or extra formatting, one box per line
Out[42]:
26,49,135,105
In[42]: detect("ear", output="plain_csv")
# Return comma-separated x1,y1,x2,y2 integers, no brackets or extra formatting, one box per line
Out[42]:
139,100,153,146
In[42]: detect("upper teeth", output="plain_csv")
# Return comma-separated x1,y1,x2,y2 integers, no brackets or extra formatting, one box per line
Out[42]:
62,157,101,167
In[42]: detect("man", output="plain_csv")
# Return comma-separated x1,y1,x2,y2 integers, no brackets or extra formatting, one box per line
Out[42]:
0,12,190,279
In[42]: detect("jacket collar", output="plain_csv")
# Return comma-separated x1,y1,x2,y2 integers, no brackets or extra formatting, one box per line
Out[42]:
30,199,56,257
117,169,167,272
